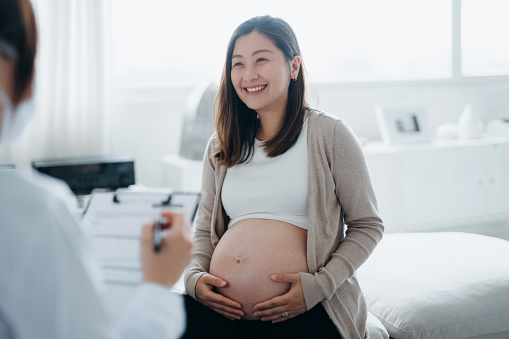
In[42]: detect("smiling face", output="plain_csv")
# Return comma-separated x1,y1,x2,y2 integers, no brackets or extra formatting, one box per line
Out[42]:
230,31,300,116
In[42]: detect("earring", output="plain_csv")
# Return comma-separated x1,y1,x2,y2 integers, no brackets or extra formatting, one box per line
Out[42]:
292,77,297,82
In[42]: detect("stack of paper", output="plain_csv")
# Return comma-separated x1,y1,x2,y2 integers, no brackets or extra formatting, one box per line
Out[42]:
81,191,200,286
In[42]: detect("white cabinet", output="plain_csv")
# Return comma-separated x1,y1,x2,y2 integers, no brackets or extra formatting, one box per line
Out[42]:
161,154,202,192
364,137,509,232
488,143,509,215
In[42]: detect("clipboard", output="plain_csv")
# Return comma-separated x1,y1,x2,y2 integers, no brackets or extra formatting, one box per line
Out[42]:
81,191,200,285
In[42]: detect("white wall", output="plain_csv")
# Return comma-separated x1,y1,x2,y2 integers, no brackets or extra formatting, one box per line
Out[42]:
315,82,509,141
110,86,191,187
111,81,509,187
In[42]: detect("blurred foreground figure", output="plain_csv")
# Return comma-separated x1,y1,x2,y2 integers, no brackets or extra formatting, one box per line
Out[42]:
0,1,191,338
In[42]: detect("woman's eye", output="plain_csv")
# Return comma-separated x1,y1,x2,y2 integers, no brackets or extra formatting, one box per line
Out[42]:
232,62,243,68
257,58,267,62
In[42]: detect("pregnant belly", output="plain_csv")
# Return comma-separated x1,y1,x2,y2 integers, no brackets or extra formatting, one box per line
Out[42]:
209,219,308,320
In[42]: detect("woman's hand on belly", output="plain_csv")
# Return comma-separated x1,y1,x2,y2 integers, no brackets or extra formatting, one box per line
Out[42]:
252,273,307,323
195,273,245,320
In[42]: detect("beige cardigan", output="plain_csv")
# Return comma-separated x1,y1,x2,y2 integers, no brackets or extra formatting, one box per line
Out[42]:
184,110,384,338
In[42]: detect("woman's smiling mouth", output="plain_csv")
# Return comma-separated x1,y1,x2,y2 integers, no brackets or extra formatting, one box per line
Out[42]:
244,85,267,93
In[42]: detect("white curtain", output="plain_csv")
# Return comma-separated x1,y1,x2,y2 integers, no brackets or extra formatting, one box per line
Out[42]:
0,0,112,168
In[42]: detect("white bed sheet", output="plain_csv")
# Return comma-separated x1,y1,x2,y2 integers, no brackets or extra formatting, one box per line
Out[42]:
357,232,509,339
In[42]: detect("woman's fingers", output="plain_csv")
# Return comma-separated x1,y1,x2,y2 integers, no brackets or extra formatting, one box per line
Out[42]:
271,311,297,323
254,305,286,319
203,274,228,289
253,291,306,322
207,292,242,309
257,307,298,322
204,294,244,317
200,293,244,319
253,277,307,322
196,273,244,319
253,295,286,312
211,307,240,321
208,302,244,319
198,274,243,309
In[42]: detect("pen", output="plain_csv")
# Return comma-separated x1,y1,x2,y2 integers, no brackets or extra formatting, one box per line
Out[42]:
154,215,165,252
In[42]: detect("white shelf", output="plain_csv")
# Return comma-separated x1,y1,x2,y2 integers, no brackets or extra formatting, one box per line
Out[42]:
363,136,509,154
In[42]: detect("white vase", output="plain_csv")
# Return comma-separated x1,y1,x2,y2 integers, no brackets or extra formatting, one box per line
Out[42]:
458,103,483,139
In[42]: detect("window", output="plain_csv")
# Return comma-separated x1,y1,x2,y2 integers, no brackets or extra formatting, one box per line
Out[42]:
300,1,451,82
111,0,507,87
461,0,509,76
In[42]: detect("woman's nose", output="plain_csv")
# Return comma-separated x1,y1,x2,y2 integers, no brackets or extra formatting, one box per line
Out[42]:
243,67,259,83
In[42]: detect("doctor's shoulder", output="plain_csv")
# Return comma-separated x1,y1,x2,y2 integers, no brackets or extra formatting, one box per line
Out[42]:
0,169,78,225
0,169,82,269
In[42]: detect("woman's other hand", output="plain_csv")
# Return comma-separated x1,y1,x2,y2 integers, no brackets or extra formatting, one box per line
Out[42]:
195,273,244,320
141,211,192,288
252,273,307,323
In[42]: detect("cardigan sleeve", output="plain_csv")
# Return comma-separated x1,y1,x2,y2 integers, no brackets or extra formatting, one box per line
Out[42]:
300,119,384,309
183,137,217,299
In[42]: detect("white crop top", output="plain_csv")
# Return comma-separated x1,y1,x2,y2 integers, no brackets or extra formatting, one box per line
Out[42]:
222,118,309,229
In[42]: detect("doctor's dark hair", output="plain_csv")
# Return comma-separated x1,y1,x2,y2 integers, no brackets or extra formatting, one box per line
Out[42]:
0,0,37,105
213,15,308,168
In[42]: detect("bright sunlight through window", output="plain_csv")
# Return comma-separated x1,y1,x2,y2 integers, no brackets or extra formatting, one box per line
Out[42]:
462,0,509,77
111,0,507,87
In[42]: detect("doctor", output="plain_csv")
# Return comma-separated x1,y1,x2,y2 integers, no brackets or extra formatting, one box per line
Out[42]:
0,1,191,338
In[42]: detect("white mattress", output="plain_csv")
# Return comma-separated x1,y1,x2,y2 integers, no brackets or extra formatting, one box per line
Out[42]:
357,232,509,339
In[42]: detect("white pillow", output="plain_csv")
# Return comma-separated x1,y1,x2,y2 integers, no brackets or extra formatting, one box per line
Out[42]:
357,232,509,339
367,310,390,339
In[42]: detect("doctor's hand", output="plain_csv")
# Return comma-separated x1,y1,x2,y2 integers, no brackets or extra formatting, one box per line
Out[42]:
195,273,244,320
253,273,307,323
141,211,192,288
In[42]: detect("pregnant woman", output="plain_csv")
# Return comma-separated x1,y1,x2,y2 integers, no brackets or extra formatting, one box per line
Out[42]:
182,15,384,339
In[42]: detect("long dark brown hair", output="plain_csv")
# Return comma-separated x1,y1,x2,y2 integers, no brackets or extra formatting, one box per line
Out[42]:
0,0,38,105
213,15,308,168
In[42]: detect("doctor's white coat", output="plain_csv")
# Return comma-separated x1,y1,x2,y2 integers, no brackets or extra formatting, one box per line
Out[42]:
0,169,185,339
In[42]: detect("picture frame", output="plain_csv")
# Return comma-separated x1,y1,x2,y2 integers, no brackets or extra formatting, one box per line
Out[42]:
374,105,432,145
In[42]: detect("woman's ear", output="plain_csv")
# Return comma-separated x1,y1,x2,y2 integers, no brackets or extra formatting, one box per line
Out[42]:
290,56,302,80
